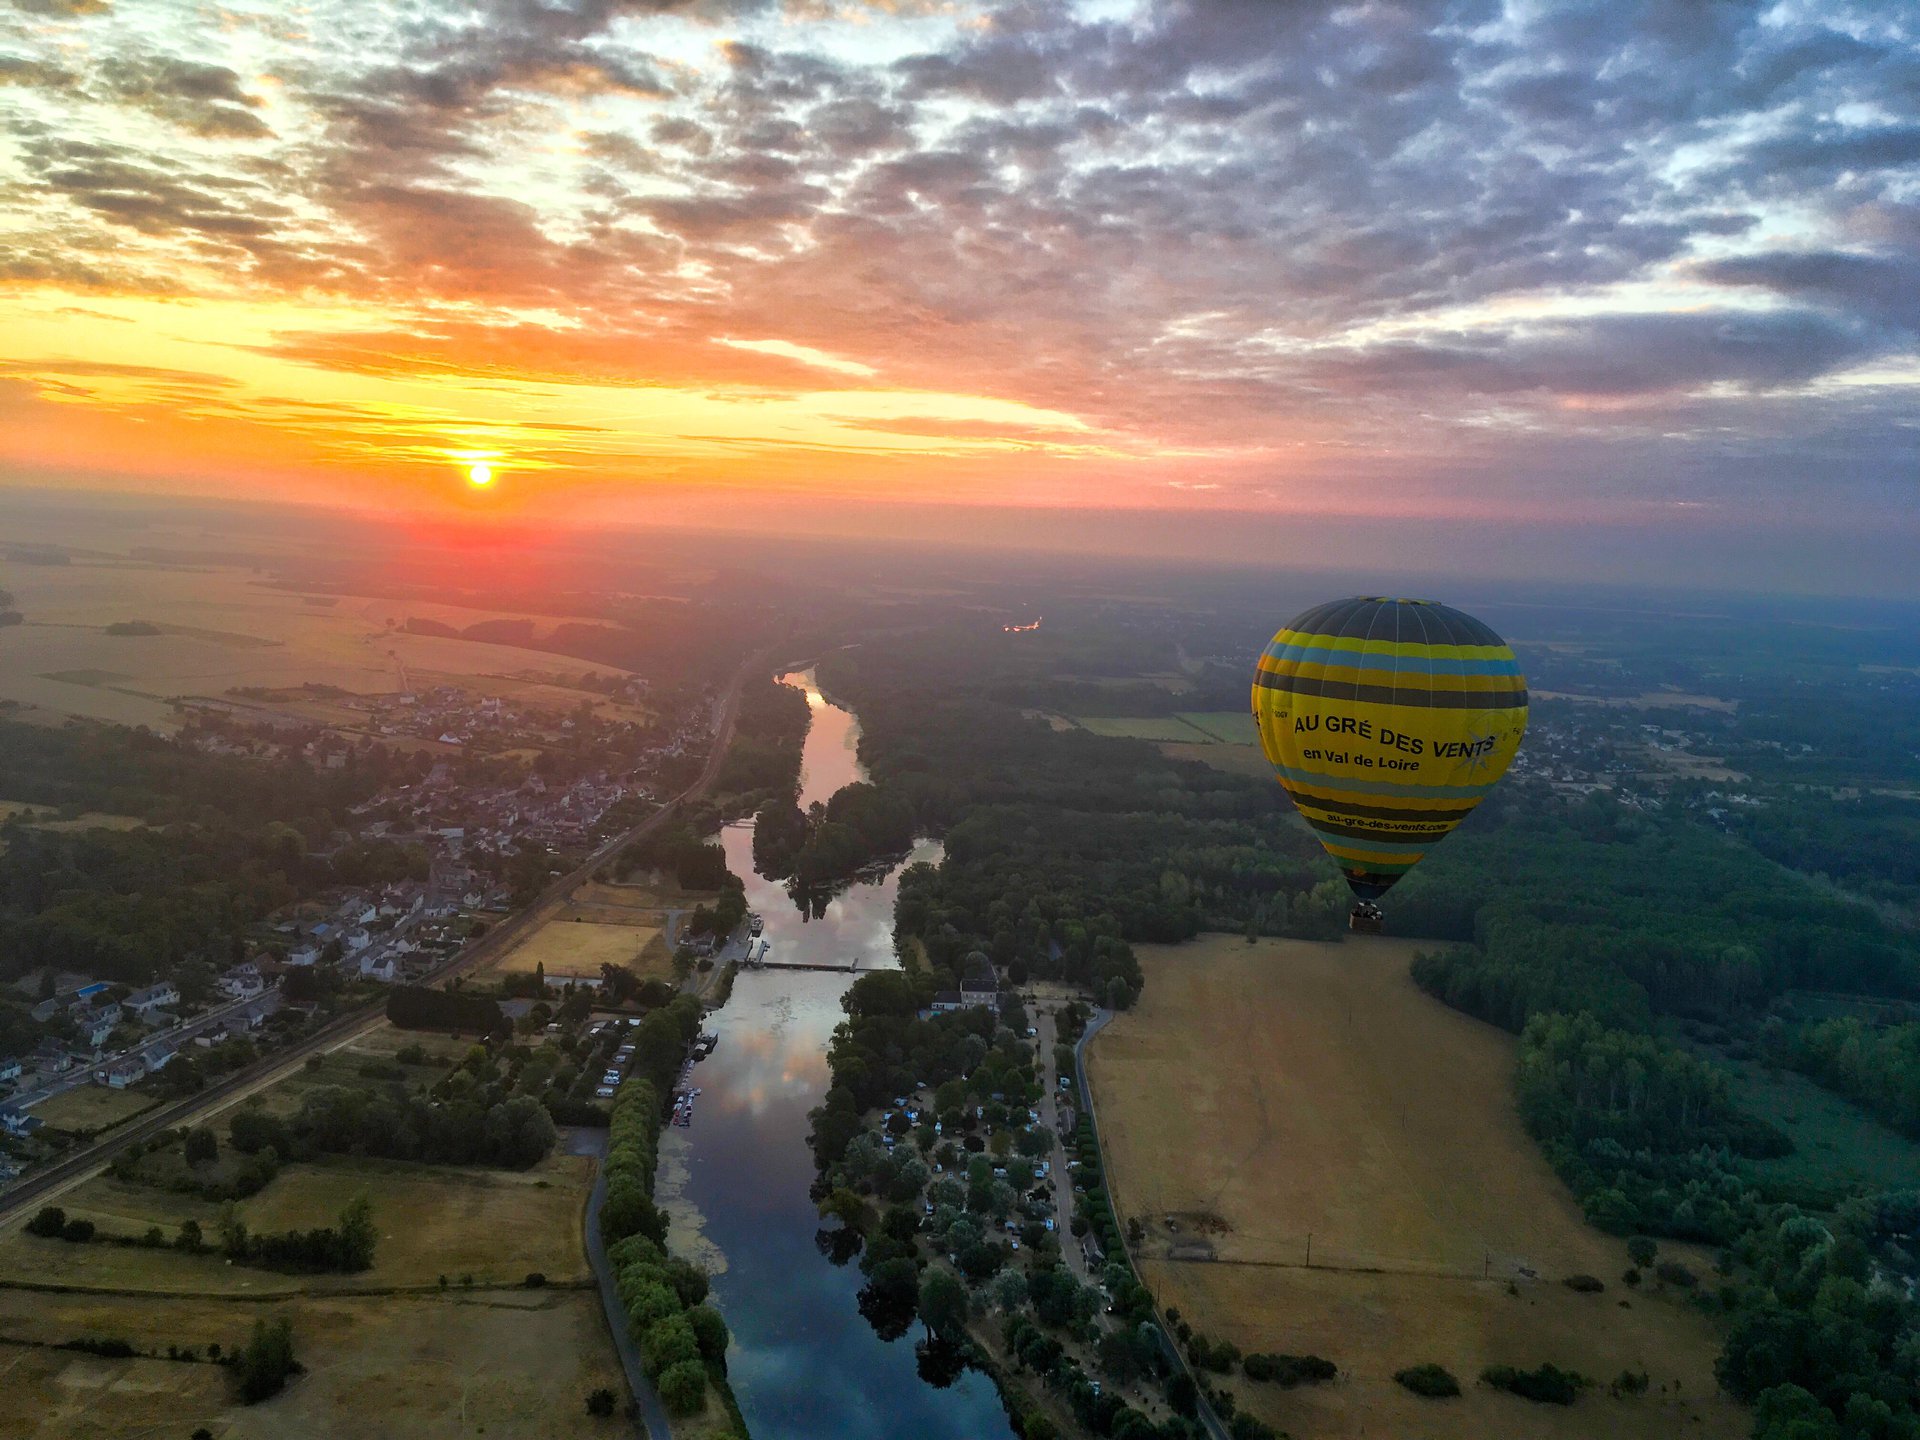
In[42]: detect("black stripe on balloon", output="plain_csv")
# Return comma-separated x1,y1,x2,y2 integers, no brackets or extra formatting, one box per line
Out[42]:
1282,788,1478,822
1253,670,1528,709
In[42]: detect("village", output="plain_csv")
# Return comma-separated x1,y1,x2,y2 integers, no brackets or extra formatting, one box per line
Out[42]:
0,674,731,1193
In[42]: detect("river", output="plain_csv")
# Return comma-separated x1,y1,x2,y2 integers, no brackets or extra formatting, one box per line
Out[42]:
658,669,1016,1440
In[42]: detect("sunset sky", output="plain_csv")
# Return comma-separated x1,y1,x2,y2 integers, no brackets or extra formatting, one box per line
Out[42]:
1,0,1916,581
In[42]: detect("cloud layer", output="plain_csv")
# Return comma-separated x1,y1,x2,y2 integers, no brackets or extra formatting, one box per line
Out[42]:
0,0,1915,544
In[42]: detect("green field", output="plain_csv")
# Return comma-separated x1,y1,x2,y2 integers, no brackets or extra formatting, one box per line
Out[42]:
1070,712,1256,744
1718,1055,1920,1205
1176,711,1259,744
1070,715,1210,742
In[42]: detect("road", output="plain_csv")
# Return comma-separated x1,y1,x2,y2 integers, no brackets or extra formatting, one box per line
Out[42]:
579,1130,672,1440
0,647,772,1228
1032,1004,1095,1286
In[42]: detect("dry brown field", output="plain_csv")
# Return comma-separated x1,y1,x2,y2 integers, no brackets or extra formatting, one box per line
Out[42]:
485,914,667,982
0,1151,594,1294
0,1287,622,1440
1087,934,1746,1440
25,1086,158,1134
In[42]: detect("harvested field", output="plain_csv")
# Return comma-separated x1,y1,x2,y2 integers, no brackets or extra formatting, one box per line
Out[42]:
487,914,666,982
0,1287,621,1440
25,1086,158,1134
0,1152,594,1294
1087,934,1746,1440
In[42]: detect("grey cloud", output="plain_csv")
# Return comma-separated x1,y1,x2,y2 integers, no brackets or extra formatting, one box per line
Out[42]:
1698,251,1920,333
1313,310,1878,398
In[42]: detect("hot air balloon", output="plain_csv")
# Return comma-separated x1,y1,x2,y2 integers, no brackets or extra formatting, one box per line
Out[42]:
1251,597,1527,933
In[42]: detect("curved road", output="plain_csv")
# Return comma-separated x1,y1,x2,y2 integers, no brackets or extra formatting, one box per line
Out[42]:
0,647,774,1229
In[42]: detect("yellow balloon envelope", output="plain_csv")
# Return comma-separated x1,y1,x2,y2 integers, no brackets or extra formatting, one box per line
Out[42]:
1252,597,1527,900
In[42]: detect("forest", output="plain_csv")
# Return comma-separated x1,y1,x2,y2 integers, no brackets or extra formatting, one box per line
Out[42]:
809,629,1337,1005
0,720,423,989
1393,717,1920,1436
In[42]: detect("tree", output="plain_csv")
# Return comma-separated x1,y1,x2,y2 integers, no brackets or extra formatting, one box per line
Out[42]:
656,1358,708,1416
1627,1235,1657,1269
184,1126,218,1166
1751,1390,1835,1440
585,1387,618,1418
233,1317,299,1403
686,1304,730,1369
1167,1373,1198,1417
25,1206,65,1239
919,1267,970,1341
641,1316,700,1378
337,1193,377,1270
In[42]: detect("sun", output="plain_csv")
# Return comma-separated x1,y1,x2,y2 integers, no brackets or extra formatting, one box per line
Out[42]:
467,462,493,487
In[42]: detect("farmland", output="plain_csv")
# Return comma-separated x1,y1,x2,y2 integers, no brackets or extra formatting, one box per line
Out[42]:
1086,934,1746,1440
0,1287,621,1440
21,1086,158,1136
1060,711,1270,776
0,560,641,732
477,880,688,985
487,916,665,979
0,1150,595,1293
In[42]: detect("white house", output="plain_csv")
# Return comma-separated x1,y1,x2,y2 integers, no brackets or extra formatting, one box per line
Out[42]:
287,945,320,967
142,1043,177,1073
358,953,397,983
124,981,178,1017
73,1007,117,1048
104,1058,147,1089
219,964,265,1001
344,929,373,953
0,1057,21,1085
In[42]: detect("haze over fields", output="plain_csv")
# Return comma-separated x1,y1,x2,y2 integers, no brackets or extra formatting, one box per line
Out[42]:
1,1,1917,590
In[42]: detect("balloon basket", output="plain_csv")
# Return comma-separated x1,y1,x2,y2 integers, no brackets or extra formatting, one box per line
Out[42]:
1348,904,1384,935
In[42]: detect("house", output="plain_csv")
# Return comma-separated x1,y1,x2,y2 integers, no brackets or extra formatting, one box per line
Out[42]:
344,929,372,952
930,989,996,1014
0,1057,20,1085
124,981,178,1017
287,945,321,968
542,969,604,990
32,1041,75,1074
142,1042,177,1073
0,1102,42,1137
104,1058,147,1089
218,964,265,1001
358,953,397,983
959,974,999,1007
72,1007,118,1048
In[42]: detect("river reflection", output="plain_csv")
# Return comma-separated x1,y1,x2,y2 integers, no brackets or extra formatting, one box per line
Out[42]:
659,673,1016,1440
